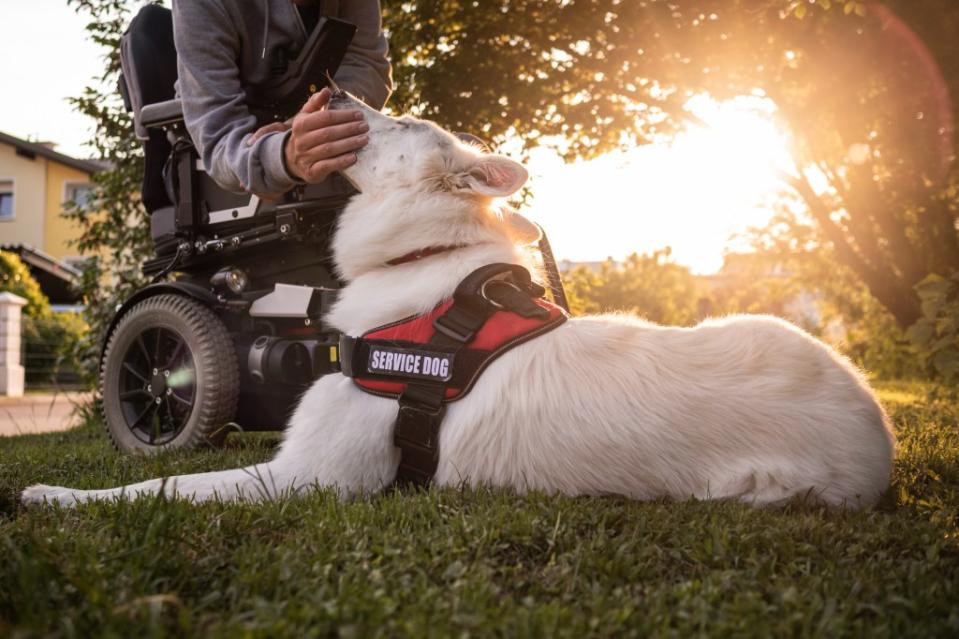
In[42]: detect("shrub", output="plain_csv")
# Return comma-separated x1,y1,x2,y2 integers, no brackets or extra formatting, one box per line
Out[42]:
906,272,959,387
0,250,50,318
565,249,704,325
0,251,88,388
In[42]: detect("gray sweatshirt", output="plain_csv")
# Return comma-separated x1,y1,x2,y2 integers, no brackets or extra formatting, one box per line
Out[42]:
171,0,392,197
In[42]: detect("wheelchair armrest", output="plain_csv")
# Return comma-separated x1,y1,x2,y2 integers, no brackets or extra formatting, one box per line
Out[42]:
140,99,184,130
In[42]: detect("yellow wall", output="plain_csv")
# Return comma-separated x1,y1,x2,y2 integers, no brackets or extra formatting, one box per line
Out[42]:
0,140,93,262
44,162,90,261
0,142,48,249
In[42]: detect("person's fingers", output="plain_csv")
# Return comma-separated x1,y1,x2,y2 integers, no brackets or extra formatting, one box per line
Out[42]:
246,121,291,146
303,153,358,182
300,134,369,165
300,87,330,114
297,120,369,149
294,108,365,135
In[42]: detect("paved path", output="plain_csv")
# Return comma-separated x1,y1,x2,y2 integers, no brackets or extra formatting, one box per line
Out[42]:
0,393,92,437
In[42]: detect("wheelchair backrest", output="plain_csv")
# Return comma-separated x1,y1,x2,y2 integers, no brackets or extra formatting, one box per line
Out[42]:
119,4,178,141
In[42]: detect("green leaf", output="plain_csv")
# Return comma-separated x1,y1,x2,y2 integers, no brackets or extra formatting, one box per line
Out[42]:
915,274,954,301
921,299,945,321
905,320,934,347
931,348,959,379
936,316,957,335
932,335,957,352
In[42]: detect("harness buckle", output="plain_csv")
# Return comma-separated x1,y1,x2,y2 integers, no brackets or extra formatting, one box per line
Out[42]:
433,315,476,343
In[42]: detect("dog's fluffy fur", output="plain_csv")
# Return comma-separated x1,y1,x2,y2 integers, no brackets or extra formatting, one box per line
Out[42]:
22,94,895,509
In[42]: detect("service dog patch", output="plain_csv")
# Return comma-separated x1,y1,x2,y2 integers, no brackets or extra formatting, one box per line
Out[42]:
367,346,453,382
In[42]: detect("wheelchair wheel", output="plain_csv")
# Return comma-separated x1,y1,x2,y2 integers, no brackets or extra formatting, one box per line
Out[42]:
101,294,239,453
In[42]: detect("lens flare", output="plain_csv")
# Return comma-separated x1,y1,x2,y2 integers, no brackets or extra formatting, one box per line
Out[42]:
524,96,794,274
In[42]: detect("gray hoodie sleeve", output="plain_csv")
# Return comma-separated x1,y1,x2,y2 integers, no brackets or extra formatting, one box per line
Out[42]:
171,0,392,197
335,0,393,109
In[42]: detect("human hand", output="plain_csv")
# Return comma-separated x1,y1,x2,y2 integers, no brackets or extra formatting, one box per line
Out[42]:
283,87,369,183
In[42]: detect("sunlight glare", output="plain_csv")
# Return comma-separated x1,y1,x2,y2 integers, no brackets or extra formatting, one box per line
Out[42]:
522,96,795,274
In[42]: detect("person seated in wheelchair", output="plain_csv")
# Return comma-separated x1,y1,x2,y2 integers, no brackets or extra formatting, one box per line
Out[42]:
100,0,564,454
171,0,392,199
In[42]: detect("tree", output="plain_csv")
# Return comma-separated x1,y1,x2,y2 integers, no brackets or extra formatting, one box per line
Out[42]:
736,207,926,379
382,0,959,328
64,0,153,385
65,0,958,382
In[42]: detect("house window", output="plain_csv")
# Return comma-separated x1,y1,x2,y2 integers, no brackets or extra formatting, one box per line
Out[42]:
0,180,13,220
64,183,93,208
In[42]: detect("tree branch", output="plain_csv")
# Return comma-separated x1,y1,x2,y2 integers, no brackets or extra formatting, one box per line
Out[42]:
778,169,921,326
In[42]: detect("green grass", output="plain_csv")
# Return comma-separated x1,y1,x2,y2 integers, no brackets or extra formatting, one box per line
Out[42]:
1,382,957,638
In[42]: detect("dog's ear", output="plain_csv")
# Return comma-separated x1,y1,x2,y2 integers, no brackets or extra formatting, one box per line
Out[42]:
455,156,529,198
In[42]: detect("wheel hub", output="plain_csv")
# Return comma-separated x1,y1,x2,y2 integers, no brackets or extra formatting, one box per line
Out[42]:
150,371,168,397
115,325,197,446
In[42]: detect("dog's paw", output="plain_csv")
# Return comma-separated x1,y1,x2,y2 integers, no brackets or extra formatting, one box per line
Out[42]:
20,484,82,507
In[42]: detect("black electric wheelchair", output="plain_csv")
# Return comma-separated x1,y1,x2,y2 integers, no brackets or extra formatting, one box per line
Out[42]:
102,4,568,453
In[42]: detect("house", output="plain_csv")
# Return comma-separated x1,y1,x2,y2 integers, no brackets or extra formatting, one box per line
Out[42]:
0,130,105,304
0,244,82,307
0,130,104,269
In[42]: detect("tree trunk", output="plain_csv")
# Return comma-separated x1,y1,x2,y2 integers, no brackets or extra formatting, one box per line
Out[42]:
782,172,923,328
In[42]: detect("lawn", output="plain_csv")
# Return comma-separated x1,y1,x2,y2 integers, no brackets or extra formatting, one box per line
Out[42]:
1,382,957,637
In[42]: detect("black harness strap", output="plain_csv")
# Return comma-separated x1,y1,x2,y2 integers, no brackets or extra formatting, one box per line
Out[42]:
393,264,546,484
338,264,558,486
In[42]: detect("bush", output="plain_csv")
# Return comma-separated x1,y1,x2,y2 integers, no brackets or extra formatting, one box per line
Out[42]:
0,250,50,318
906,272,959,387
21,313,88,388
0,251,88,388
565,249,704,325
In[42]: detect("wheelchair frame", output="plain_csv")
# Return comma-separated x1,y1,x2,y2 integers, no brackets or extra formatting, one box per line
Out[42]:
100,4,567,453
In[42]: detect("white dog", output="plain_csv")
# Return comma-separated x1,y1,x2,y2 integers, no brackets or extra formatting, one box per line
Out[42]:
23,93,895,509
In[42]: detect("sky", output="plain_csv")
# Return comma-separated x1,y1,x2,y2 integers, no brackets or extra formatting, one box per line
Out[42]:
0,0,107,157
521,101,791,274
0,0,787,273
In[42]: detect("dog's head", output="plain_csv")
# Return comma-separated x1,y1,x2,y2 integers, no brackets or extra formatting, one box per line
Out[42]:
328,91,536,280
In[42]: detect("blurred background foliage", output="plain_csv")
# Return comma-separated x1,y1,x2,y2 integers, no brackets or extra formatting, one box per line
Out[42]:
0,252,87,388
52,0,957,389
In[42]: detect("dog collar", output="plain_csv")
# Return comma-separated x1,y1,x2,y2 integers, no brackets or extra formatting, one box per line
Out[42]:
385,244,471,267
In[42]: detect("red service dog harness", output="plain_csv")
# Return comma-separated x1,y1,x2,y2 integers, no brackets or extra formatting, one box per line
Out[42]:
337,263,568,484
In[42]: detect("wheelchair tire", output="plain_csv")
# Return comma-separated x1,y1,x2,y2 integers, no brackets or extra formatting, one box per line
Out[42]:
101,294,239,453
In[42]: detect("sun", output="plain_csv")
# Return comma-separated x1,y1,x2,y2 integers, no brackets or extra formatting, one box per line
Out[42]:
522,96,795,274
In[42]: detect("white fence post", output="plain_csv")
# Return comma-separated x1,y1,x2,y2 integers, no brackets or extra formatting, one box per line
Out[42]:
0,292,27,397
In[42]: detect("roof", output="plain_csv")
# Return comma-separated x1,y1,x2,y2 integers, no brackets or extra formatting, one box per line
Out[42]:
0,244,83,305
0,130,105,175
